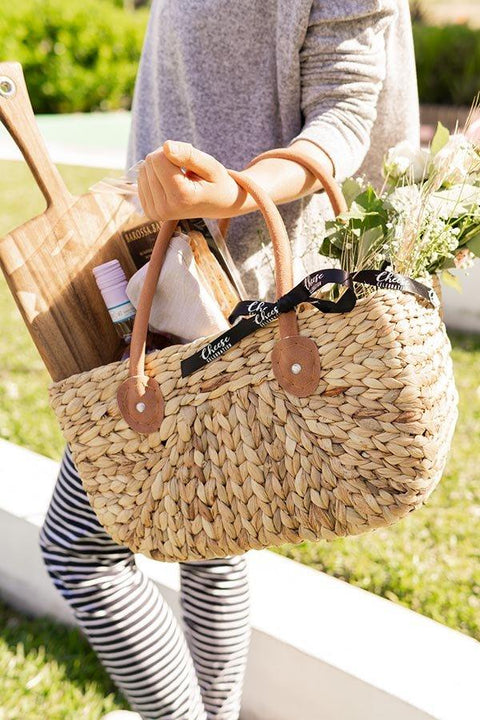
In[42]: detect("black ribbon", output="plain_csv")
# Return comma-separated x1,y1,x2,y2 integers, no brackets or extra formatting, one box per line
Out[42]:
180,268,439,378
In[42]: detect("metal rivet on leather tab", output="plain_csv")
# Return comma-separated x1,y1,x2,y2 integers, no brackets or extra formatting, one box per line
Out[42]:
136,402,146,413
291,363,302,375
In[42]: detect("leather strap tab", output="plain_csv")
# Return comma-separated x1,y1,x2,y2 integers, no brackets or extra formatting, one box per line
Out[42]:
117,375,165,434
271,336,321,397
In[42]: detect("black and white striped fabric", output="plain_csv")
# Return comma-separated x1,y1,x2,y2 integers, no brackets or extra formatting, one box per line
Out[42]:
39,445,251,720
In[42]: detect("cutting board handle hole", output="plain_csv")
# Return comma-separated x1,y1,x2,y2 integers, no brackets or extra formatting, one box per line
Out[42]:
0,77,16,98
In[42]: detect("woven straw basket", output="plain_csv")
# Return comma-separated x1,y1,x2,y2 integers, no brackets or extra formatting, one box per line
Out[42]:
48,148,459,562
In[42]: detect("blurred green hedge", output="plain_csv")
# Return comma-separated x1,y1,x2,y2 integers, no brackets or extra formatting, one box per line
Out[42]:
0,0,148,113
1,1,479,113
413,22,480,106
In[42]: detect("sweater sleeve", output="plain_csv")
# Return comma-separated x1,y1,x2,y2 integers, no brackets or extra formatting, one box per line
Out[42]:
289,0,398,181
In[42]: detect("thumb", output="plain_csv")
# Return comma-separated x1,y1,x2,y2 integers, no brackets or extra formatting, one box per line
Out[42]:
163,140,222,182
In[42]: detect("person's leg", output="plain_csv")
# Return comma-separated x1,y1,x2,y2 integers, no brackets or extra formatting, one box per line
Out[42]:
179,556,251,720
39,444,207,720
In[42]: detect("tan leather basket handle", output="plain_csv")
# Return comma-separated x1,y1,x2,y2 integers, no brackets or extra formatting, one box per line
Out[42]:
218,146,347,237
117,147,348,433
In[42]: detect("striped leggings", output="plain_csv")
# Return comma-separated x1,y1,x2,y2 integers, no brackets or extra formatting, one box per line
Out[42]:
39,445,251,720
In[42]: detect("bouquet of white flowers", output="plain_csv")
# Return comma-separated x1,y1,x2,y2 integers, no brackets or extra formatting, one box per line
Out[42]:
320,105,480,293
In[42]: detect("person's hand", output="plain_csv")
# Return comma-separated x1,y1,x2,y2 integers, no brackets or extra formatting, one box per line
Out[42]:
137,140,248,221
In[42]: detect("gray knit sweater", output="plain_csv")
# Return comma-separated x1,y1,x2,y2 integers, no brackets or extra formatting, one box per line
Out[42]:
127,0,419,300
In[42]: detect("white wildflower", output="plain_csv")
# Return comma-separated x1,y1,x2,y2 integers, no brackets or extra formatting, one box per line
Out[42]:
427,184,480,217
385,184,423,214
383,141,430,183
431,134,480,187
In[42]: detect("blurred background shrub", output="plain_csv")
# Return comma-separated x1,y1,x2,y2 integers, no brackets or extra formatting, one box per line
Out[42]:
0,0,148,113
0,0,479,113
413,22,480,106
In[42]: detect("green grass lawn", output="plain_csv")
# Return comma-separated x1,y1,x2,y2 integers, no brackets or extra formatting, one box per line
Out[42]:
0,159,479,714
0,600,129,719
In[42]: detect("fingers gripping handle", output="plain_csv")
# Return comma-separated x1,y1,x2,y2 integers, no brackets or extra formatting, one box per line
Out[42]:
0,62,73,211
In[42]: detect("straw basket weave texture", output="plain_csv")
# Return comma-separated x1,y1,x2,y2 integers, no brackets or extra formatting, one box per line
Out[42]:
48,149,458,562
48,281,458,561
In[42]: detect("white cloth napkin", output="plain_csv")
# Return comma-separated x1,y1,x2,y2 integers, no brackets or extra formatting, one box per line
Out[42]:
126,233,229,343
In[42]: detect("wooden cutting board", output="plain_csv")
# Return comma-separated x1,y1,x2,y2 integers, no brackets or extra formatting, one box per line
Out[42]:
0,62,138,381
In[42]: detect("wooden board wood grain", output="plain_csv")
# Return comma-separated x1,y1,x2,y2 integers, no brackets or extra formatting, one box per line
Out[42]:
0,62,138,381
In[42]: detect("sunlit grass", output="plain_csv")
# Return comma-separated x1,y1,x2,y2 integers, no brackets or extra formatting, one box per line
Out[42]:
0,600,129,719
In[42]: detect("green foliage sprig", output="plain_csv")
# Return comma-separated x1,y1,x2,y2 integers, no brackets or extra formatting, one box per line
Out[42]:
320,119,480,287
